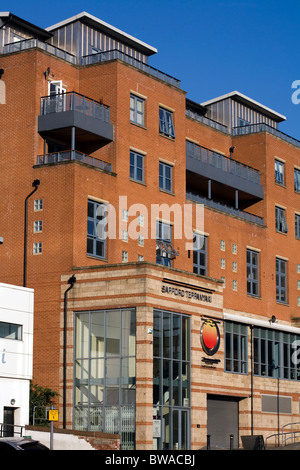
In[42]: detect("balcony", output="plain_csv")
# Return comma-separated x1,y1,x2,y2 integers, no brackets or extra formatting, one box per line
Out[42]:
186,192,264,226
36,150,113,172
232,123,300,149
38,92,113,151
186,141,263,208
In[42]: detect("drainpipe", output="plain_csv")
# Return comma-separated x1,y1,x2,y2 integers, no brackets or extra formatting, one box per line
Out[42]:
23,179,40,287
63,274,76,429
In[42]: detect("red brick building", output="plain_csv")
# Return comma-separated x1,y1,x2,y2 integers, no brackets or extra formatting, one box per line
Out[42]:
1,11,300,450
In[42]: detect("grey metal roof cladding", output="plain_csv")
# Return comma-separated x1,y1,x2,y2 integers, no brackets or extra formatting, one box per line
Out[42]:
46,11,158,56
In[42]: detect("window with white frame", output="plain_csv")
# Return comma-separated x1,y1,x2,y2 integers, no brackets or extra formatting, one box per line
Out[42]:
34,199,43,211
34,220,43,233
33,242,42,254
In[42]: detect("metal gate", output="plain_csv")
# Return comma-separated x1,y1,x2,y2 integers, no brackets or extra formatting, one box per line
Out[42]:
207,395,239,449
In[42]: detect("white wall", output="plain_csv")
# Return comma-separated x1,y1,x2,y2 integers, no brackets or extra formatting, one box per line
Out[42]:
0,283,34,428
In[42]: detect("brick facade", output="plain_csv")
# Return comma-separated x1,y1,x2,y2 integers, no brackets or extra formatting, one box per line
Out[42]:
1,12,300,449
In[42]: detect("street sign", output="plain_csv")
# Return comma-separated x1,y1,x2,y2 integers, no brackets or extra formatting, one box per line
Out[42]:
48,409,59,421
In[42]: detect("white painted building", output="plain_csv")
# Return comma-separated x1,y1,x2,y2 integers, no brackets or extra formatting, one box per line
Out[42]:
0,283,34,435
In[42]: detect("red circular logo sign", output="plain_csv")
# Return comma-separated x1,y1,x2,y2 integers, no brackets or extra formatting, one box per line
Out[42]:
200,320,220,356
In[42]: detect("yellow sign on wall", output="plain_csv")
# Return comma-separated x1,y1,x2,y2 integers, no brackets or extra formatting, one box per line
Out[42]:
48,410,59,421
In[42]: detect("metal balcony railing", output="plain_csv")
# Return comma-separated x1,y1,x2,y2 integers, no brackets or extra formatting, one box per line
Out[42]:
36,150,113,172
186,192,264,226
40,92,110,123
2,40,180,88
232,123,300,148
186,141,261,185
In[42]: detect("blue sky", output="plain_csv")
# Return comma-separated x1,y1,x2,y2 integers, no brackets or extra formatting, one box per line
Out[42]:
7,0,300,139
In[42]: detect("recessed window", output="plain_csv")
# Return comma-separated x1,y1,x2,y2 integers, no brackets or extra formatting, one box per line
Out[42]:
247,249,259,297
233,280,238,291
0,321,22,340
130,150,144,183
295,168,300,192
33,242,42,254
220,240,225,251
232,262,237,272
275,159,285,185
232,243,237,254
130,94,145,126
193,233,207,276
276,258,287,303
122,230,128,242
34,220,43,233
122,209,128,222
295,214,300,239
298,264,300,274
122,251,128,262
34,199,43,211
87,200,106,259
224,321,248,374
159,107,175,138
156,221,177,266
159,161,172,192
138,255,144,261
138,214,144,226
221,258,225,269
275,206,288,233
138,235,144,247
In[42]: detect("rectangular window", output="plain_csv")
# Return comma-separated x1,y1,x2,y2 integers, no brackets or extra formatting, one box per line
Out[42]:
33,242,42,254
159,107,175,138
34,220,43,233
87,200,106,259
232,262,237,272
276,258,287,303
232,243,237,254
156,221,177,266
193,233,207,276
153,309,190,450
130,94,145,126
0,321,22,340
159,161,172,192
295,168,300,192
295,214,300,239
275,159,285,185
233,280,238,291
224,322,248,374
34,199,43,211
122,251,128,262
220,240,225,251
247,249,259,297
275,206,288,233
130,150,144,183
253,327,300,381
74,308,136,449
